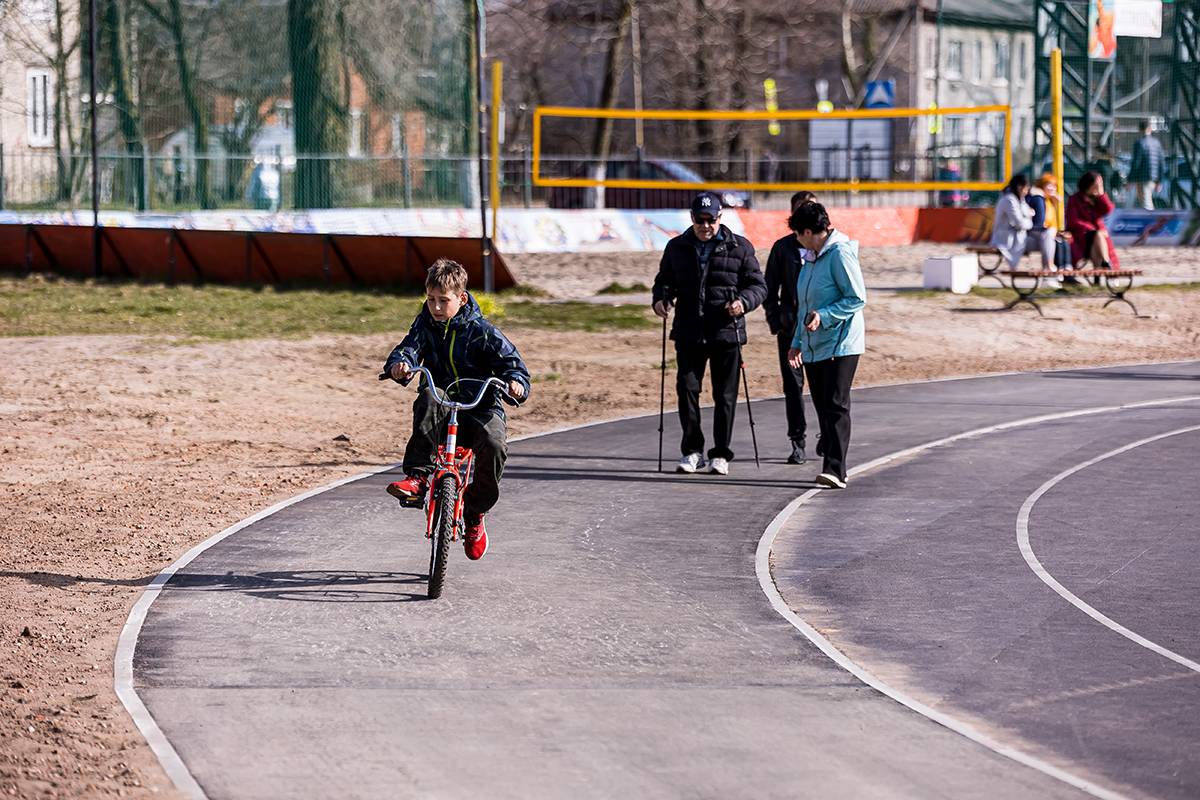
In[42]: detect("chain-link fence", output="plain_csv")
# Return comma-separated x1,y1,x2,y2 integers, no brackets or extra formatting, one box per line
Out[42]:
1,0,478,212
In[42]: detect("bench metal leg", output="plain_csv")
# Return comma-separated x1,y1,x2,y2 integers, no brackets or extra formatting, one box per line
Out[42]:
1005,274,1044,316
1103,274,1139,316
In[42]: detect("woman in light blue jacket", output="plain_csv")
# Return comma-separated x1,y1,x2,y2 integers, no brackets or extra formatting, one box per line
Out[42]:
786,202,866,489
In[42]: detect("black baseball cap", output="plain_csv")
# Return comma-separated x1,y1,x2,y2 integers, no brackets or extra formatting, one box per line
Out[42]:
690,191,723,218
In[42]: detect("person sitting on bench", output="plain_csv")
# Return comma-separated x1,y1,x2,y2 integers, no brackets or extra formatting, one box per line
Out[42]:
1066,170,1120,270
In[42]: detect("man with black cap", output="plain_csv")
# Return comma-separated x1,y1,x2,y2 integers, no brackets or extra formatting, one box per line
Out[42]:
651,191,766,475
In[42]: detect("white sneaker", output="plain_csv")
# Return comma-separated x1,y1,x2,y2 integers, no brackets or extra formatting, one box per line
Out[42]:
816,472,847,489
676,453,704,474
708,457,730,475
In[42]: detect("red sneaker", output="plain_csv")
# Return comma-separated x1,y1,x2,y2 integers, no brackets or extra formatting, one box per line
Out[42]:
386,475,426,503
463,515,488,560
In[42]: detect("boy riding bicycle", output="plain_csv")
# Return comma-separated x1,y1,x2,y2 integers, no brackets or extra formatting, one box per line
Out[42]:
383,258,531,560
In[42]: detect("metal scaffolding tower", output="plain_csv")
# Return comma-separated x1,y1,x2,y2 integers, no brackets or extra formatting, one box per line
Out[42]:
1171,0,1200,209
1034,0,1200,209
1032,1,1115,182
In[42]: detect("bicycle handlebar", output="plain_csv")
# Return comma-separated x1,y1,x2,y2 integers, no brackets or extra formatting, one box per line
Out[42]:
378,363,514,411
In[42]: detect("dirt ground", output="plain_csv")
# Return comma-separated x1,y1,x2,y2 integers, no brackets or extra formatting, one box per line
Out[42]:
3,244,1200,798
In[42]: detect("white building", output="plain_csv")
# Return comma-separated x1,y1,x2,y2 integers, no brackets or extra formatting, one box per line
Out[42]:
913,1,1035,174
0,0,82,207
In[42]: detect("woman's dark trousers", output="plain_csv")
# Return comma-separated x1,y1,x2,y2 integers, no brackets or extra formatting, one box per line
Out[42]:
803,355,859,480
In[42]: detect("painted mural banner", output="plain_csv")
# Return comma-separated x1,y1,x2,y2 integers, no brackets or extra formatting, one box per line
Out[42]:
0,208,746,254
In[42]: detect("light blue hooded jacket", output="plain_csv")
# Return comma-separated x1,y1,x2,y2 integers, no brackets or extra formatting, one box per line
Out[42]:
790,229,866,362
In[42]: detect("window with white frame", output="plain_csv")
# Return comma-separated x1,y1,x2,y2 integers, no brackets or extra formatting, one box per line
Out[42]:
348,109,363,156
1017,40,1028,85
946,41,963,77
994,40,1010,81
27,68,55,147
972,40,983,82
25,0,54,25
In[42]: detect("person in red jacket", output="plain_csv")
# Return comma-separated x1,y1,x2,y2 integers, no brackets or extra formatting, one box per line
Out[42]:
1065,170,1120,269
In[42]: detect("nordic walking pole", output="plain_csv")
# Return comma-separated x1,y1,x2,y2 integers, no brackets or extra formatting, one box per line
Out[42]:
657,313,667,473
738,344,760,469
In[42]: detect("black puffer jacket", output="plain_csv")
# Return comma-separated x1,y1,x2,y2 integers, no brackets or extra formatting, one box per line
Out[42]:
384,294,531,419
651,226,767,345
763,233,805,337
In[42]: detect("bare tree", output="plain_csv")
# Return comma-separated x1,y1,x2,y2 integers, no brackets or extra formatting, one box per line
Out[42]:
2,0,84,202
288,0,347,208
137,0,215,208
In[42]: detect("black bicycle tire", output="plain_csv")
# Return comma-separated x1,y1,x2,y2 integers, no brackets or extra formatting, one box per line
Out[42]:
426,476,457,599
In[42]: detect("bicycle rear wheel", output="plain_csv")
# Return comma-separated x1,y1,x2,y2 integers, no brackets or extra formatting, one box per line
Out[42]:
427,476,457,599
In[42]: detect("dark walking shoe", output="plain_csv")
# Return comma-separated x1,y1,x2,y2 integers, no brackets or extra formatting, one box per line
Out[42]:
464,515,489,560
787,438,808,465
814,435,825,458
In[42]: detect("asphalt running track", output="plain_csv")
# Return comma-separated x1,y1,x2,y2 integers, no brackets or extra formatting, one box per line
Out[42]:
119,362,1200,800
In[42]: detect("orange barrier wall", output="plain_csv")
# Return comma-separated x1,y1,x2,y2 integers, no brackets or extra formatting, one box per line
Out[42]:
740,206,999,248
0,225,514,289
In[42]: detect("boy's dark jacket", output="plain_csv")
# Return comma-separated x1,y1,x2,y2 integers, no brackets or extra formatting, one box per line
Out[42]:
384,293,531,419
651,225,767,345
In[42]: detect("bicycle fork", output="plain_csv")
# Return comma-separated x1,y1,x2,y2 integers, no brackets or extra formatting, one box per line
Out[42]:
423,406,475,541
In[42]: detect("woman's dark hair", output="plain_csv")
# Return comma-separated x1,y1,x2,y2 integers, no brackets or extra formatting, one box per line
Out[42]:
789,190,817,212
1076,170,1100,194
1004,173,1030,195
788,201,831,235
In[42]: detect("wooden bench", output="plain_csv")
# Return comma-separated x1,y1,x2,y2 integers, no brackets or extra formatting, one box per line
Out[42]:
999,268,1145,317
967,232,1074,286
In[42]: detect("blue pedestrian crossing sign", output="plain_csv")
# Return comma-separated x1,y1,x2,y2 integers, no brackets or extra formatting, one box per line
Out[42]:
865,80,896,109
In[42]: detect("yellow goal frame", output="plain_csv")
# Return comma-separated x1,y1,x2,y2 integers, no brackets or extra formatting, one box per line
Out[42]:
532,104,1013,193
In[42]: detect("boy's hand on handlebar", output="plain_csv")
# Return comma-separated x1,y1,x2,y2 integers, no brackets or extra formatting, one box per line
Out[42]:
390,362,413,381
508,380,526,400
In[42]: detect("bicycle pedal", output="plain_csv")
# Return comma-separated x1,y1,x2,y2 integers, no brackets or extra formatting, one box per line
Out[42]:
397,496,424,509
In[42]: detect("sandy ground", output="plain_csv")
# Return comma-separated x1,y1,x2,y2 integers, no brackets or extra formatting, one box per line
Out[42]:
3,244,1200,798
507,243,1200,298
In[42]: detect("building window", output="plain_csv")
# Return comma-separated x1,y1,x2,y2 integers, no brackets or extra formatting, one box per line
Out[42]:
274,100,293,129
994,40,1010,81
946,116,964,144
946,40,963,77
972,40,983,82
1017,40,1028,85
25,0,54,25
348,109,363,156
27,68,54,148
925,34,937,75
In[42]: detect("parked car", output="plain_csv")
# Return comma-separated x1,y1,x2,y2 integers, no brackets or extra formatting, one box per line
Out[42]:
547,157,750,210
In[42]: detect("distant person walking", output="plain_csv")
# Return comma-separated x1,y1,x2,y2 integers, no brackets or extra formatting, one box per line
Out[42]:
1128,120,1165,210
652,192,766,476
763,190,817,465
785,202,866,490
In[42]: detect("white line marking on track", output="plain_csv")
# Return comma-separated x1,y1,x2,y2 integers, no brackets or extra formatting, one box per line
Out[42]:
1016,424,1200,675
757,395,1200,800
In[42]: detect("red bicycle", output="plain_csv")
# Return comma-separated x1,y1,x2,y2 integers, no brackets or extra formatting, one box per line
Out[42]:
380,363,511,599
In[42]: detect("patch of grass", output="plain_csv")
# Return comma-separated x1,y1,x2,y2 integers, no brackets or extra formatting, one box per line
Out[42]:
500,301,657,332
531,371,561,383
0,275,441,339
497,284,551,299
596,281,651,295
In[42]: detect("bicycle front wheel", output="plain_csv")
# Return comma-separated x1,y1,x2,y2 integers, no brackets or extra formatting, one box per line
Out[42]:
427,476,457,599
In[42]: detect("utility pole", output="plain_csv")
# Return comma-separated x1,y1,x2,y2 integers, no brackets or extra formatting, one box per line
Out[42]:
88,0,102,277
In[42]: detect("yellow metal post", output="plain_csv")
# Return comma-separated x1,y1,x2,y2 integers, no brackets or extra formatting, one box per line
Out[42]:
1050,48,1065,229
490,60,502,242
